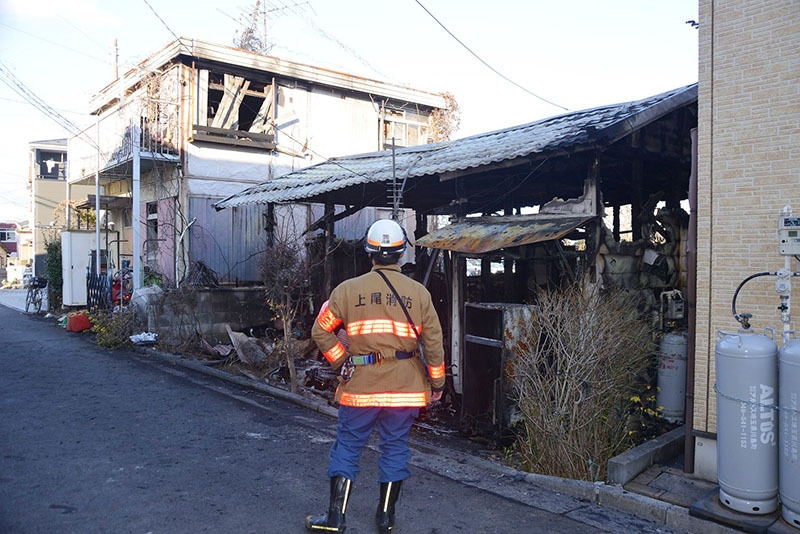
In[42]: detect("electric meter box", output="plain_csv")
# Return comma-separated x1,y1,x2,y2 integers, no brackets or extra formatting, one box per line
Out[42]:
778,215,800,255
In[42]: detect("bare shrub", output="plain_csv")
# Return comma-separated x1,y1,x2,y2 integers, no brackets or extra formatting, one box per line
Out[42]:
509,283,655,480
259,230,310,393
154,285,202,354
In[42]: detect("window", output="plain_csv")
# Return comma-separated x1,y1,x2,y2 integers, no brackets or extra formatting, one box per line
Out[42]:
382,109,430,148
0,229,16,242
145,202,158,265
194,71,276,151
36,150,66,180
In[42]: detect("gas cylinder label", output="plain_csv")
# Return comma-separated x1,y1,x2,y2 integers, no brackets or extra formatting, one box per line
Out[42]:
759,384,775,446
740,399,748,449
784,392,798,462
750,386,758,449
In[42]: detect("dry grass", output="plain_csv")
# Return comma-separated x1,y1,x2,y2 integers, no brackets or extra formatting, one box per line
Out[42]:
509,283,655,481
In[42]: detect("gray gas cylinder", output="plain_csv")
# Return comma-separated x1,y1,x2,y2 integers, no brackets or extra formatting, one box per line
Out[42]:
657,331,688,422
780,331,800,527
716,328,779,515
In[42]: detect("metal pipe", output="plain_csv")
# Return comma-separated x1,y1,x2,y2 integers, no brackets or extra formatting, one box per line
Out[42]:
391,137,397,220
685,128,698,474
422,248,440,288
95,116,101,276
132,124,142,289
731,271,775,327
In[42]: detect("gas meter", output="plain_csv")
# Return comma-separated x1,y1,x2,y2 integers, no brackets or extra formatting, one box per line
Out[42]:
778,210,800,255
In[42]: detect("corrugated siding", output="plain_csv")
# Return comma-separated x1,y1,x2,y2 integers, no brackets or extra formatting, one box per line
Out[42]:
189,197,267,282
231,202,269,282
190,199,416,282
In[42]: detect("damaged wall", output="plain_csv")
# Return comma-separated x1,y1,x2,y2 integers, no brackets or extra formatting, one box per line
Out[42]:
597,208,689,323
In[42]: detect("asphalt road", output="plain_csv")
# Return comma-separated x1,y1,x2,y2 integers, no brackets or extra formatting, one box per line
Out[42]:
0,304,683,534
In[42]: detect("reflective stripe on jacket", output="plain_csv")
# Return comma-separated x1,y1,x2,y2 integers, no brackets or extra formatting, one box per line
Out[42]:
311,264,445,407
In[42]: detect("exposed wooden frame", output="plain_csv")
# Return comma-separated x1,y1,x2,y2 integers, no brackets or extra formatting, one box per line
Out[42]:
192,125,275,150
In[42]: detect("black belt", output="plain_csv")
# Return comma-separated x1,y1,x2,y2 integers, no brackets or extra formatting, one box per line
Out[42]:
351,350,416,365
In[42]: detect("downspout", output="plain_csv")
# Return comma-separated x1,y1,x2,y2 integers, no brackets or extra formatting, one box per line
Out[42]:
65,146,71,230
684,127,698,473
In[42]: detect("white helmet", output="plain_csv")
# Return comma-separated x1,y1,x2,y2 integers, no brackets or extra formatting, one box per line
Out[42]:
364,218,407,255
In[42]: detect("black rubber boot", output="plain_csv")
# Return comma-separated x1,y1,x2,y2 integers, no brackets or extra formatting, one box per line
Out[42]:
375,480,402,533
306,475,352,533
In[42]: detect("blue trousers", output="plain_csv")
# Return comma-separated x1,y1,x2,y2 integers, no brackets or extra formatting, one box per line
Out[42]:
328,405,419,483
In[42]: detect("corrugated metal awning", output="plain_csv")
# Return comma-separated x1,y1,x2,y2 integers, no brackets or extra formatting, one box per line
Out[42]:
416,215,595,254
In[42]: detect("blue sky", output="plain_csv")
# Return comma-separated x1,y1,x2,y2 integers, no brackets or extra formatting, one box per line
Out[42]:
0,0,698,221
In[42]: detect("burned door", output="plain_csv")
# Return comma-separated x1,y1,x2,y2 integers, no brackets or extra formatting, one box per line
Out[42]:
462,302,534,427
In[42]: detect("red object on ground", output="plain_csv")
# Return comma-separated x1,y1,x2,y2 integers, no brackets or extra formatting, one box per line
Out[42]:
67,313,91,332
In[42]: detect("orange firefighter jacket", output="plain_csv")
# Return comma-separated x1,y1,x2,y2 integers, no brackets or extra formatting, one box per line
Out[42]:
311,264,445,408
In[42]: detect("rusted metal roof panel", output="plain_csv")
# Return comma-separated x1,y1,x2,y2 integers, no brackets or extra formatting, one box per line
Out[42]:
416,216,595,254
214,83,697,210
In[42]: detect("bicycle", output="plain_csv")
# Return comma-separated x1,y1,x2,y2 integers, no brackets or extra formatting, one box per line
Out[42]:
25,276,47,314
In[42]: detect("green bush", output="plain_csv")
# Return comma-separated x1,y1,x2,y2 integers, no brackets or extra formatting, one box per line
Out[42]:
43,233,62,311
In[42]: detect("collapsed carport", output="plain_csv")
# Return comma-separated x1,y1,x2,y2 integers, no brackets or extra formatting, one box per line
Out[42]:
214,83,698,427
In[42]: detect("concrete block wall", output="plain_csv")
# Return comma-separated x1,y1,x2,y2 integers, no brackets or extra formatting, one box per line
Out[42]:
148,287,269,343
694,0,800,478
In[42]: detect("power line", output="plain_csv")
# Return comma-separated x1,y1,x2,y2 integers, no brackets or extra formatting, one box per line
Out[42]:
0,61,99,151
0,96,90,116
0,22,112,66
0,22,145,75
285,5,389,80
412,0,569,111
141,0,180,42
0,63,81,134
57,13,108,51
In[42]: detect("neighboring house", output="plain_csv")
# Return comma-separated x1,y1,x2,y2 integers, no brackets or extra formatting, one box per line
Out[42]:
66,37,445,289
14,223,33,268
0,222,29,283
0,241,8,281
28,139,95,276
0,223,18,259
692,0,800,481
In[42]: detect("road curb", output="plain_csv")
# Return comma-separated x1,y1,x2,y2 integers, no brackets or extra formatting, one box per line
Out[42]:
132,346,339,418
608,425,686,485
132,345,738,534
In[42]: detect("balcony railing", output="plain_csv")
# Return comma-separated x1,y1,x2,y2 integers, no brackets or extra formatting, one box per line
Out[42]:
69,99,179,184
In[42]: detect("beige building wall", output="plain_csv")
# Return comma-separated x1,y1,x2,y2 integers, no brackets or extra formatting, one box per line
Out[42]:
32,178,94,274
695,0,800,479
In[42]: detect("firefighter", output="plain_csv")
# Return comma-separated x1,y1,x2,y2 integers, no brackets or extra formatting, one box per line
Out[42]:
307,218,445,533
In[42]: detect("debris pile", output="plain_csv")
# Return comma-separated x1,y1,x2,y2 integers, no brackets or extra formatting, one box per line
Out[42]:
181,261,220,287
